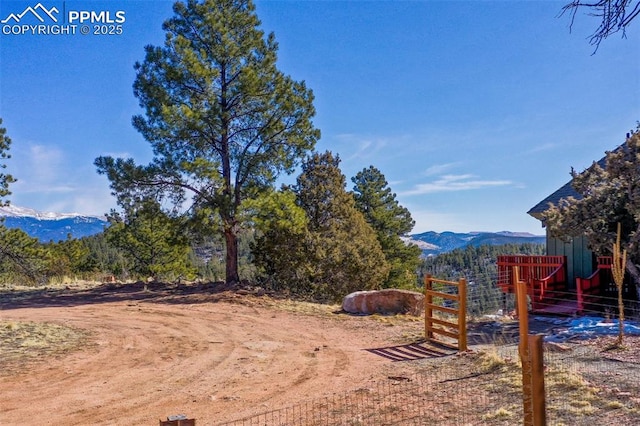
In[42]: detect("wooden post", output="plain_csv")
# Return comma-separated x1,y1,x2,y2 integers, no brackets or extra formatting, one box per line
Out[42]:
425,274,433,340
159,419,196,426
515,267,529,348
529,334,546,426
516,267,533,425
458,278,467,351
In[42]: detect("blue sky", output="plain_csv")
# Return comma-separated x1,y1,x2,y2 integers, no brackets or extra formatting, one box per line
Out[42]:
0,0,638,234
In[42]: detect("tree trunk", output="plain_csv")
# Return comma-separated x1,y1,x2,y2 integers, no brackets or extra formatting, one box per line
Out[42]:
224,226,240,284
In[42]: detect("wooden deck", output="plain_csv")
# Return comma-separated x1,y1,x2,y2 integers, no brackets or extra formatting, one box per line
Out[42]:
497,255,568,311
497,255,614,316
531,299,579,316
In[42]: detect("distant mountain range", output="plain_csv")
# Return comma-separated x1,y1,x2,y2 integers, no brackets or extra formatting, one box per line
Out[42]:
405,231,545,256
0,205,545,252
0,205,107,242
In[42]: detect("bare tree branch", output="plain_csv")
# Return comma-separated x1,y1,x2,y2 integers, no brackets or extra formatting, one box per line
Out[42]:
560,0,640,50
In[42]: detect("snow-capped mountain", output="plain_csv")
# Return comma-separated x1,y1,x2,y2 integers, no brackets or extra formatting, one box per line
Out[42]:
0,205,545,250
0,204,92,220
406,231,545,256
0,205,108,242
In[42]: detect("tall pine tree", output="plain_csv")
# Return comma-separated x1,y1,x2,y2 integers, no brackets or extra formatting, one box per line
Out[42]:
95,0,319,284
352,166,421,288
294,152,390,301
252,152,390,301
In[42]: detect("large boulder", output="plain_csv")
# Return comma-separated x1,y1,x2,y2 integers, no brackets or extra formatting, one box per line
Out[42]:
342,289,424,316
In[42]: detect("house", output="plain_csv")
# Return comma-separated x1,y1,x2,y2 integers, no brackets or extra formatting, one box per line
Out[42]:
526,180,594,289
497,143,630,314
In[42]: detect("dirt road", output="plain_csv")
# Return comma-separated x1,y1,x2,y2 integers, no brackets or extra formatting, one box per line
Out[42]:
0,283,424,425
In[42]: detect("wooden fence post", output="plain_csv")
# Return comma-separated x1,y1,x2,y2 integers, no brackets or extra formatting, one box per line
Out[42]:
515,267,529,347
516,268,533,425
425,274,433,340
516,267,547,425
458,278,467,351
529,334,546,426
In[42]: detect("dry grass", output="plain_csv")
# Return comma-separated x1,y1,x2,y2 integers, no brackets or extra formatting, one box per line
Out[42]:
479,348,510,373
260,297,341,316
471,345,640,425
481,406,516,421
0,320,90,375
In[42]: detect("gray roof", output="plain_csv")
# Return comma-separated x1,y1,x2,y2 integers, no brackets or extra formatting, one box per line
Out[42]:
527,142,624,221
527,180,580,220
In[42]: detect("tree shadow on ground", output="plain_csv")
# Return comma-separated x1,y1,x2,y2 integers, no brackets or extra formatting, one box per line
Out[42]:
0,281,256,310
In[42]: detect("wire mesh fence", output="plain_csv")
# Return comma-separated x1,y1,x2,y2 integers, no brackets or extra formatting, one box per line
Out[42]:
542,344,640,425
219,271,640,425
219,341,640,425
218,361,509,425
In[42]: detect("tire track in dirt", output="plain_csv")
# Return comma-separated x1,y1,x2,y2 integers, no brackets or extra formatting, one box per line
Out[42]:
0,296,415,425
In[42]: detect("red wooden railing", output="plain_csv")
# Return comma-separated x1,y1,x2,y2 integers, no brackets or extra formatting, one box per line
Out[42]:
596,256,612,269
497,255,567,311
576,256,612,313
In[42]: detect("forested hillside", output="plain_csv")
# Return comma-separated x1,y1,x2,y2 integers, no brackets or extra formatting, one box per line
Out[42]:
419,243,545,316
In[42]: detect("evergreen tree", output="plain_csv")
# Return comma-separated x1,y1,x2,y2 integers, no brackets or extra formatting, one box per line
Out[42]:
43,236,95,279
0,120,42,283
0,227,44,283
294,152,390,301
95,0,319,284
420,243,545,316
0,119,15,205
352,166,422,288
82,233,130,279
249,188,309,290
105,198,196,281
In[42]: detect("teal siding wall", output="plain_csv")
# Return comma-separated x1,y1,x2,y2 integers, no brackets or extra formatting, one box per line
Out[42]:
546,234,595,290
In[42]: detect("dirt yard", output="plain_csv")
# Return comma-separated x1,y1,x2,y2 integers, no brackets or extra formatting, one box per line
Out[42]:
5,282,640,425
0,282,434,425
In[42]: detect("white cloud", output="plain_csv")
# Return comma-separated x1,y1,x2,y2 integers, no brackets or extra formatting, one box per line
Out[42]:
17,144,64,188
18,185,76,194
11,181,115,217
44,185,115,216
333,133,422,163
400,174,513,196
335,133,389,161
423,162,460,176
522,142,558,155
7,142,116,216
